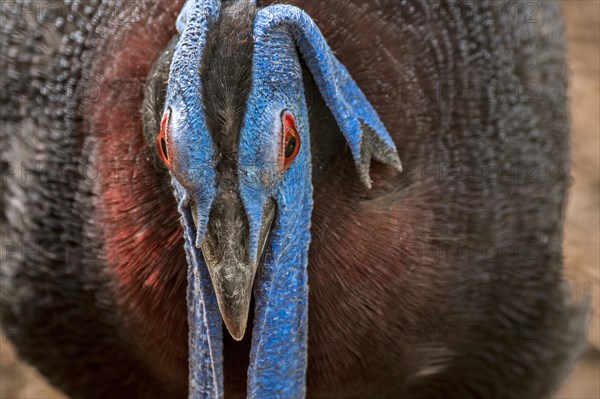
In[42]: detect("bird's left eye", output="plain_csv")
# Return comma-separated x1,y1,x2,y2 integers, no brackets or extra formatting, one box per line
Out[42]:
156,107,173,169
280,111,301,172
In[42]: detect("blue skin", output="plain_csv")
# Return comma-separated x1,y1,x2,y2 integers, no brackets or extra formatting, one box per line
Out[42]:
164,1,401,398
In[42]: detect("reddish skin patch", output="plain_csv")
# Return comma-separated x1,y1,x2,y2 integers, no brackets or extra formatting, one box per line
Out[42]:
87,1,188,393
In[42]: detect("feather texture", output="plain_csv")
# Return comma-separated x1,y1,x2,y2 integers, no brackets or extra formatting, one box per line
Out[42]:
0,1,586,398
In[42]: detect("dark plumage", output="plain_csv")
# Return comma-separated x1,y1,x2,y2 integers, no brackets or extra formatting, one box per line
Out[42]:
201,0,256,155
0,1,586,398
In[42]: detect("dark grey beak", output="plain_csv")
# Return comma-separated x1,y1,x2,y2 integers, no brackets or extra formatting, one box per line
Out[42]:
194,191,275,341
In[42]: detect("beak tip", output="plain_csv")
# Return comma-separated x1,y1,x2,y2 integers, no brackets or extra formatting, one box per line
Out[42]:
224,318,247,341
231,330,246,341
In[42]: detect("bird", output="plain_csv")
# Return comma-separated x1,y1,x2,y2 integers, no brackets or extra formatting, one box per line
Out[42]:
0,0,587,398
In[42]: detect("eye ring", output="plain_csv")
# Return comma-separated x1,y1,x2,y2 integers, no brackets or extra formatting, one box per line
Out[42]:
281,111,301,171
156,107,173,169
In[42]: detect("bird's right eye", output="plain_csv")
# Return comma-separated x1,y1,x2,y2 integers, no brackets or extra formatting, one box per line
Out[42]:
156,107,173,169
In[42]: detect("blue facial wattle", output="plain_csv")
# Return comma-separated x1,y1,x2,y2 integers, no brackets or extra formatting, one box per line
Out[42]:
166,1,223,397
163,1,402,398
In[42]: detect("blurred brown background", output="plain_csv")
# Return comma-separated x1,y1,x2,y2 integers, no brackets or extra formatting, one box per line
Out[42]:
556,0,600,397
1,1,599,398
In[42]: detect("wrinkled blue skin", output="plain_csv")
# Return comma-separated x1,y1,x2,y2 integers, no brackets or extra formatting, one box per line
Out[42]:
164,1,401,398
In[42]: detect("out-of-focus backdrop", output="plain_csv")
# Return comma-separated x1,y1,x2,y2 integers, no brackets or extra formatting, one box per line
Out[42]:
1,1,599,398
556,1,600,397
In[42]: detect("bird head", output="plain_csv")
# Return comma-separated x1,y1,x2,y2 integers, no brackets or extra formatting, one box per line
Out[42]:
144,0,401,396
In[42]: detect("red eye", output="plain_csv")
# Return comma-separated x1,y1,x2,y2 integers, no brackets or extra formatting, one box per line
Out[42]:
280,112,301,171
156,108,173,169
